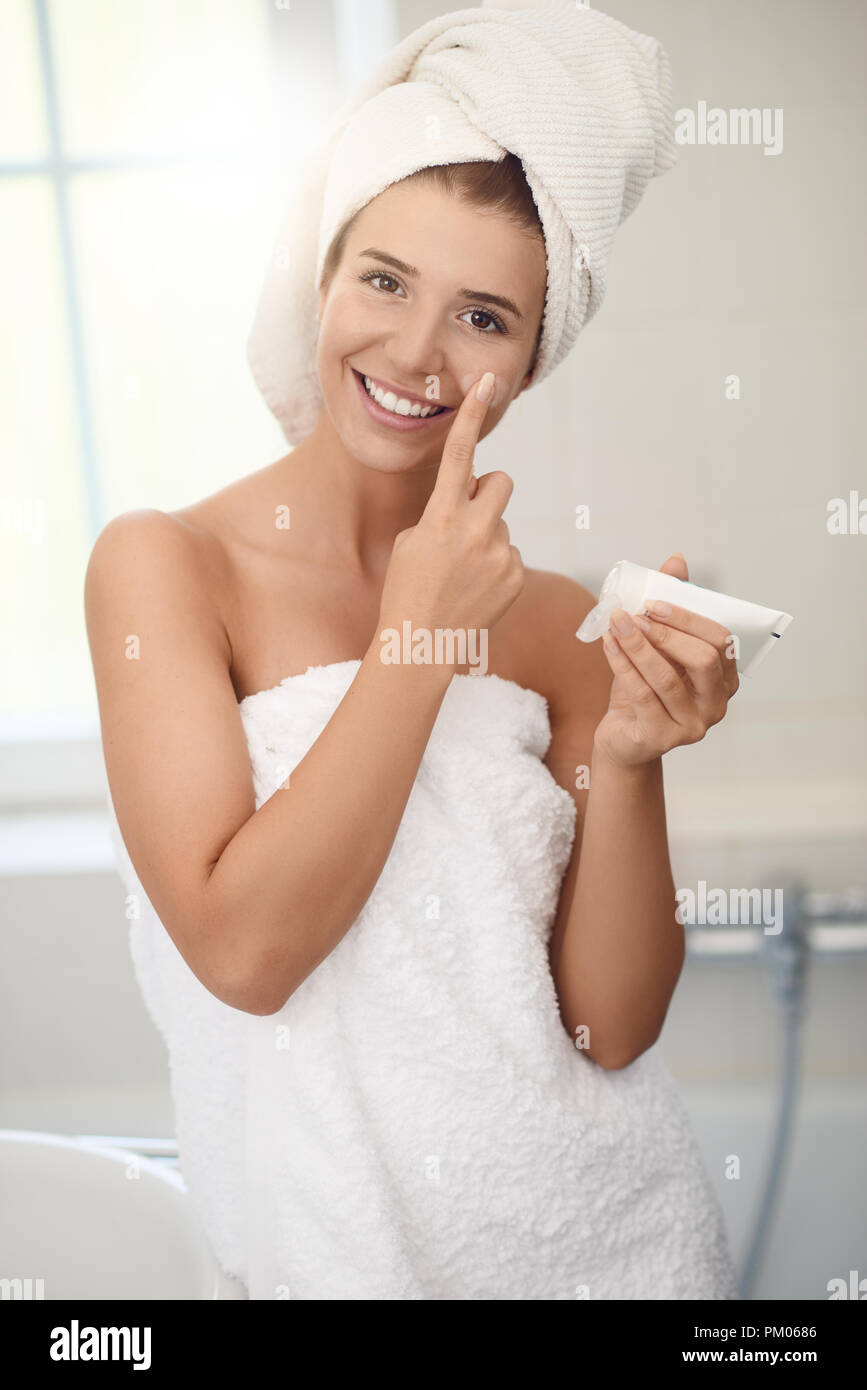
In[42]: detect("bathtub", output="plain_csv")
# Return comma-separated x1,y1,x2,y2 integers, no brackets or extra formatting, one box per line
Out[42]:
0,1130,245,1300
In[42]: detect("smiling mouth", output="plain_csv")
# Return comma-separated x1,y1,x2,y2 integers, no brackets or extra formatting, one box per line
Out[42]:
353,369,452,419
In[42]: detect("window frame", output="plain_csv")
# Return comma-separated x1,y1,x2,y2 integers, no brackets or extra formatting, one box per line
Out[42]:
1,0,398,819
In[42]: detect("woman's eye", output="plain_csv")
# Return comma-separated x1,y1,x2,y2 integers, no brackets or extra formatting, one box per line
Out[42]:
460,308,507,336
358,270,403,295
357,270,506,335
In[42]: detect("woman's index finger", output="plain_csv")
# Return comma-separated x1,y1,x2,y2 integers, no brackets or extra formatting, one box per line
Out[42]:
432,373,495,504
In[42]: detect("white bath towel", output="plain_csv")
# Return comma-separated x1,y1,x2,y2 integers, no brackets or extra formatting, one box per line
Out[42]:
107,662,740,1299
246,0,677,444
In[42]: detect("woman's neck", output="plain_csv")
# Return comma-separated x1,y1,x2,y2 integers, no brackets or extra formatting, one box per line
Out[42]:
277,411,440,578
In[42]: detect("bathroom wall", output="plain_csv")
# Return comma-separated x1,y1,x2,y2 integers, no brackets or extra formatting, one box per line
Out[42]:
402,0,866,834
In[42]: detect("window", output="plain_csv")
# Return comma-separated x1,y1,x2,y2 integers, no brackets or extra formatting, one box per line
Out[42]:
1,0,397,813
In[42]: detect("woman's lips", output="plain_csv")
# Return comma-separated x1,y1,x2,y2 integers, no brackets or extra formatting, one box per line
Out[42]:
351,368,455,432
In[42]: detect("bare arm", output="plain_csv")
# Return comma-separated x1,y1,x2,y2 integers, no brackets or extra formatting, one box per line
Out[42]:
542,575,683,1069
85,511,465,1015
549,746,683,1069
208,643,454,1011
85,373,520,1016
544,559,739,1069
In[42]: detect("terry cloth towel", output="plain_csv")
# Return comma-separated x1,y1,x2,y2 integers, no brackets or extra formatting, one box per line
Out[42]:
246,0,677,444
107,662,740,1300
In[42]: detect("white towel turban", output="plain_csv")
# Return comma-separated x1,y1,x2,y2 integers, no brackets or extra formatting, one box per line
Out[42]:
246,0,677,445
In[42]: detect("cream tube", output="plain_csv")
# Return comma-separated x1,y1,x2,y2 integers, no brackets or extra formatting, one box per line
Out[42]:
576,560,793,676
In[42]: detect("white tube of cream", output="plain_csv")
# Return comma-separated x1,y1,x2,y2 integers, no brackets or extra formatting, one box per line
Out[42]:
576,560,793,676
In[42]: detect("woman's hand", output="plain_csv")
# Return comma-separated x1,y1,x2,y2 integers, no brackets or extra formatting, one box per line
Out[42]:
593,553,740,769
377,372,524,671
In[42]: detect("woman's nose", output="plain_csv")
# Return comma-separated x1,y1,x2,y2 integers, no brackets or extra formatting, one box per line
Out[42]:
383,303,448,381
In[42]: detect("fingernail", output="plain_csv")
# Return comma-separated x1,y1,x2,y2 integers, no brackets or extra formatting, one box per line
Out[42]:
610,609,634,635
647,601,672,617
634,614,651,632
475,371,495,402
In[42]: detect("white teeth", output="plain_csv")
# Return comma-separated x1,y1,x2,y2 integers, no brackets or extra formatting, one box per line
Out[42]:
362,374,443,418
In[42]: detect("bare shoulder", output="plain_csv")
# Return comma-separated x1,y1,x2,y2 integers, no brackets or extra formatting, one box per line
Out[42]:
84,506,232,671
86,504,226,582
85,457,289,594
84,449,283,582
86,504,229,608
519,566,598,631
507,566,610,723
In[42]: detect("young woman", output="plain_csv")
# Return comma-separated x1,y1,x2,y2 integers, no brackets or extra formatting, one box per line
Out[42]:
86,6,741,1300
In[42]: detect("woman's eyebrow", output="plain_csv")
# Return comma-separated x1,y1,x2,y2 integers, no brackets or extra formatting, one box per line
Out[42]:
357,247,524,321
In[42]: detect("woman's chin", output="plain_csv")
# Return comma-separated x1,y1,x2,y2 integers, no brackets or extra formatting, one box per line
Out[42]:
337,417,441,472
358,442,438,475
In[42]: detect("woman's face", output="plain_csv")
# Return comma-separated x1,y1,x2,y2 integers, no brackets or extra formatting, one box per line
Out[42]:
316,179,547,474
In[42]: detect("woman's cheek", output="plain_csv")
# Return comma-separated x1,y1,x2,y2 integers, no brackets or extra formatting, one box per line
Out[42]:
456,366,515,411
319,288,377,355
